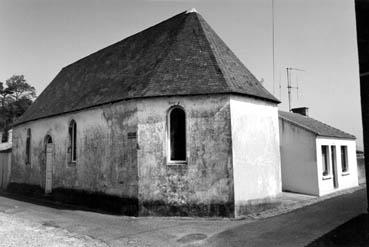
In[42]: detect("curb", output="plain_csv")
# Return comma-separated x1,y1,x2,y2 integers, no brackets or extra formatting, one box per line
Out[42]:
243,184,366,220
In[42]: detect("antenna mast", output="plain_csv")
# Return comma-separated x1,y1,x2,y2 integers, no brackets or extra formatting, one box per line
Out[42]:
286,67,304,111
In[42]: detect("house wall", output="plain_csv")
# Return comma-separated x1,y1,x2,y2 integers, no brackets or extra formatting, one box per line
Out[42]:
136,95,234,217
10,94,283,217
279,118,319,195
316,137,358,196
11,94,234,216
230,95,281,217
10,101,139,213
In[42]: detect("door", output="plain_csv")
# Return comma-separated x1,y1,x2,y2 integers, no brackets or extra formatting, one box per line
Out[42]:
45,135,53,194
331,146,338,188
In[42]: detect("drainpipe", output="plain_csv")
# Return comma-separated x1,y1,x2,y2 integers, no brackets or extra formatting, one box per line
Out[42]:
356,0,369,212
360,73,369,212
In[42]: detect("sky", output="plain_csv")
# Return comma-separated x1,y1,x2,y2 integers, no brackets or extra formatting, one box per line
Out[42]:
0,0,362,148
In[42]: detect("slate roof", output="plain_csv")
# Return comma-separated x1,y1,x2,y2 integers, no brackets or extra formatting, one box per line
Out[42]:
15,10,279,126
279,111,356,140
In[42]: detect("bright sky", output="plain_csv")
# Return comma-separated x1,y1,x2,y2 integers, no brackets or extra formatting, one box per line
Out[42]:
0,0,362,148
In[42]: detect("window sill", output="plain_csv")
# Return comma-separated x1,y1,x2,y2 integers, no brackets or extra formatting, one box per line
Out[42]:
322,176,332,180
342,172,350,176
167,160,187,165
67,161,77,167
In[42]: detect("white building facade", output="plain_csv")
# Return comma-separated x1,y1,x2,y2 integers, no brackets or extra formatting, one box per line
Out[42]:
279,110,358,196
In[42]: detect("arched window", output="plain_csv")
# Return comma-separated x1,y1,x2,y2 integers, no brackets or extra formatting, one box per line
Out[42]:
69,120,77,162
168,106,186,162
26,128,31,165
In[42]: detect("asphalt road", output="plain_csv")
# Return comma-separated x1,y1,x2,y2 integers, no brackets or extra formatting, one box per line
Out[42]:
0,188,366,246
204,188,367,247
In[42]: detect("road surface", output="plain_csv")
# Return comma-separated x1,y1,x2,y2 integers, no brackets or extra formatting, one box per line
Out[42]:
0,187,366,246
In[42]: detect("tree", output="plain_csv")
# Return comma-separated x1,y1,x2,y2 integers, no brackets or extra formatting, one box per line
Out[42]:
0,75,36,134
6,75,36,101
0,82,13,108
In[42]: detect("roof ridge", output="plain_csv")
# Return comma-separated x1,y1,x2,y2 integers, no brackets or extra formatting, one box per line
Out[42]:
195,13,279,103
62,11,188,71
279,111,355,139
139,13,189,96
305,113,355,138
193,13,230,91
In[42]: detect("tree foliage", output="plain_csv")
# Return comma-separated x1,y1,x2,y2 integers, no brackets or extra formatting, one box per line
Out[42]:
0,75,36,131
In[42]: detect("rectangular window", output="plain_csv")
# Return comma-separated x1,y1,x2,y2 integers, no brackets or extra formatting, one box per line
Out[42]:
322,145,329,176
341,146,348,172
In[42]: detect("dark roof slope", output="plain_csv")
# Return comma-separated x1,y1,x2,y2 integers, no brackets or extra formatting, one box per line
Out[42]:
16,10,279,125
279,111,356,140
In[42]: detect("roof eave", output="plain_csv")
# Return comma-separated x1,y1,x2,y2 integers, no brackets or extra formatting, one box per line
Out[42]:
15,91,279,127
279,115,356,140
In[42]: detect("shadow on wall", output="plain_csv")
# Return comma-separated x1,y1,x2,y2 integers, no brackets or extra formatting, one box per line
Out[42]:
5,183,235,217
5,183,139,216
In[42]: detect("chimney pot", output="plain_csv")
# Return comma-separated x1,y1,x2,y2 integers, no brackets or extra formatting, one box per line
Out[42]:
291,107,309,116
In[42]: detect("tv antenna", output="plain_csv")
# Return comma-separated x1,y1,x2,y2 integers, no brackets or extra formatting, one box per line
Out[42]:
286,67,304,111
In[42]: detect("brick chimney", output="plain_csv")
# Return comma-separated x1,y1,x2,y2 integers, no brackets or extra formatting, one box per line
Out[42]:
291,107,309,116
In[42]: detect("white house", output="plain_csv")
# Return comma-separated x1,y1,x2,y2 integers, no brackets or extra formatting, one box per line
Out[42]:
279,108,358,196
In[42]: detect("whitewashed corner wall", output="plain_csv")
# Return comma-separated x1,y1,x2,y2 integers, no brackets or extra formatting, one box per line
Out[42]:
230,95,281,216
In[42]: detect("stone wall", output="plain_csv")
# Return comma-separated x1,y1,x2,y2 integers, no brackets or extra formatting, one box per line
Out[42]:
10,94,281,217
137,95,234,216
10,101,138,214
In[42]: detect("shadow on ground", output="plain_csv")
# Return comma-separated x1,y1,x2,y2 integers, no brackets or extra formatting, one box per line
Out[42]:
307,214,369,246
0,191,122,216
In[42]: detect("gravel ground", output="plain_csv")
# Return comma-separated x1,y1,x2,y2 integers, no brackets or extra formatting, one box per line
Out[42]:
0,212,108,247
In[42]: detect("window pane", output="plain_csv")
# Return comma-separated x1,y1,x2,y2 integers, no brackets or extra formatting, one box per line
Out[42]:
73,122,77,161
170,108,186,161
69,120,77,162
341,146,348,172
26,129,31,164
322,145,329,176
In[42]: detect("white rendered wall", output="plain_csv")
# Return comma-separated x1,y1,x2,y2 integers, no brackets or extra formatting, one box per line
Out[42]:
279,119,319,195
316,137,358,196
230,95,281,216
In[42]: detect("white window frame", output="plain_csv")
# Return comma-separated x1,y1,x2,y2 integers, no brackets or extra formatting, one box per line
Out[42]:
341,145,349,174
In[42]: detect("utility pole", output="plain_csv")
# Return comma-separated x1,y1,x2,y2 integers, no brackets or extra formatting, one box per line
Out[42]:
286,67,304,111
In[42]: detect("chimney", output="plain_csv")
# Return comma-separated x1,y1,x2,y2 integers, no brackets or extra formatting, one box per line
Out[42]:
291,107,309,116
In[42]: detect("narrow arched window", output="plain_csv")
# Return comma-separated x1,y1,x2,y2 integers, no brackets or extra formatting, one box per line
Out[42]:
26,128,31,165
168,107,186,162
69,120,77,162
